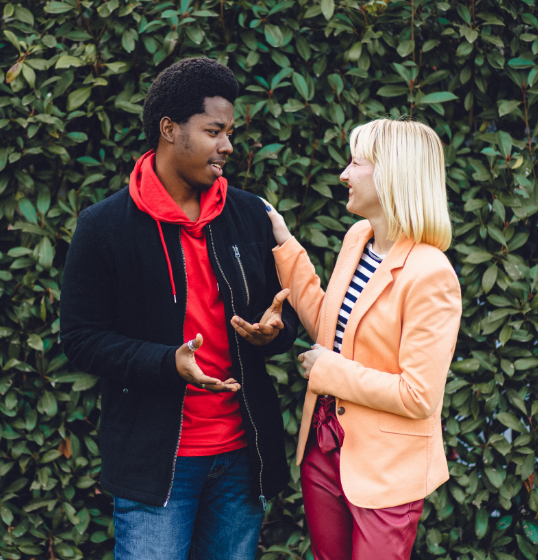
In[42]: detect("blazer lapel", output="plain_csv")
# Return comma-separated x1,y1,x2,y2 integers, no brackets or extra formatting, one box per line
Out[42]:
339,234,415,358
322,225,373,348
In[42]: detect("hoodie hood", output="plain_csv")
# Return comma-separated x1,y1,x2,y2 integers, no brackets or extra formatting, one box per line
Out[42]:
129,150,227,239
129,150,228,303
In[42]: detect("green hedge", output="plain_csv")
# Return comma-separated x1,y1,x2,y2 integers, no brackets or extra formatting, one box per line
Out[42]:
0,0,537,558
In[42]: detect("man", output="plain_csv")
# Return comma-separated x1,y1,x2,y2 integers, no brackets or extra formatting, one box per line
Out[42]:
60,57,298,560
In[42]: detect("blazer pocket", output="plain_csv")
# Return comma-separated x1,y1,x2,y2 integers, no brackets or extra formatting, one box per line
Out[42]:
378,411,435,436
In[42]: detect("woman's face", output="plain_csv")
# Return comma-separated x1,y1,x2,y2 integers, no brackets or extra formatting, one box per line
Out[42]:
340,153,381,218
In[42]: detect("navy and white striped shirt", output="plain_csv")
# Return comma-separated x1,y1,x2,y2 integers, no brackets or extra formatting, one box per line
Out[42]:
333,239,384,353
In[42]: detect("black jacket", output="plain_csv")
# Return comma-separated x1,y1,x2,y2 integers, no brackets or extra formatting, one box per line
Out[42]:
60,186,298,507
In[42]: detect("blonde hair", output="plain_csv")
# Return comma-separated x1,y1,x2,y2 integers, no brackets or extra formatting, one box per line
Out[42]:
349,118,452,252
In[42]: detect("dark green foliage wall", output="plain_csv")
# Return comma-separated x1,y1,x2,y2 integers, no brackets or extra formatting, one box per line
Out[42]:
0,0,537,558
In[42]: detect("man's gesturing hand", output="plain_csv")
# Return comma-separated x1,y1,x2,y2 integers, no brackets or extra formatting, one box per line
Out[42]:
175,333,241,392
231,288,290,346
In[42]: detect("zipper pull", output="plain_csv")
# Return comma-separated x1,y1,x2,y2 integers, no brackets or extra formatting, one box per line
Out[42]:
259,494,267,512
233,245,240,258
217,282,219,292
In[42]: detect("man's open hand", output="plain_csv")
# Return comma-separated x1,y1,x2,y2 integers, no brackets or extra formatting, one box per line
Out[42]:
231,289,290,346
175,333,241,392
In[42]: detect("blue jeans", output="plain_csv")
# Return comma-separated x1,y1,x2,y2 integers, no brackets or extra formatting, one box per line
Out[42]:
113,447,264,560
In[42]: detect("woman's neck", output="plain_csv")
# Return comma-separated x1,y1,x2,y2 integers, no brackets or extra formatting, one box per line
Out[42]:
367,214,395,256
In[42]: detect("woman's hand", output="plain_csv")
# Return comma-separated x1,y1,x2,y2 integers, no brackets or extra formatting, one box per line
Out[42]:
175,333,241,392
259,197,292,246
298,344,329,379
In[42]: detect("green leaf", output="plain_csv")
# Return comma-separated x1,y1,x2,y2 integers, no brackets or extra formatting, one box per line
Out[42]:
498,100,521,116
418,92,458,104
278,198,300,211
304,4,322,18
475,508,489,538
40,391,58,417
266,364,288,384
56,56,84,69
321,0,335,20
292,72,309,99
496,131,513,159
309,229,329,247
27,334,44,352
67,87,92,112
105,62,127,73
516,534,536,560
514,358,538,370
3,30,21,53
122,29,137,53
41,449,61,463
6,62,22,84
21,63,36,88
496,412,526,432
508,58,536,69
456,41,473,57
19,198,38,224
484,467,503,488
482,265,498,293
316,216,345,231
423,39,440,53
63,502,80,525
253,144,284,163
14,5,34,26
44,2,76,14
265,24,283,47
80,174,106,188
523,520,538,545
464,251,492,264
451,359,480,373
72,374,99,391
397,40,415,57
377,85,408,97
457,4,471,24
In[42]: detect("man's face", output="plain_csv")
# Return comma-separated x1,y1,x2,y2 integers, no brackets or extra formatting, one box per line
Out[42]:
162,96,234,190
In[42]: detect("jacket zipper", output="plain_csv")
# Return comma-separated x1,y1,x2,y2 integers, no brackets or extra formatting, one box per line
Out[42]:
232,245,250,307
164,228,188,507
208,226,267,511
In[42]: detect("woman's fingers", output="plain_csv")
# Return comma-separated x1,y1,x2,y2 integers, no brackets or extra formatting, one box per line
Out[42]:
258,197,292,246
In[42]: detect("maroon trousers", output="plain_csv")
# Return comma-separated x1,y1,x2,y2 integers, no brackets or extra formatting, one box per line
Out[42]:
301,432,423,560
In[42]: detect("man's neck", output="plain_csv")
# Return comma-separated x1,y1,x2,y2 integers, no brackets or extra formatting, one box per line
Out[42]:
154,152,201,222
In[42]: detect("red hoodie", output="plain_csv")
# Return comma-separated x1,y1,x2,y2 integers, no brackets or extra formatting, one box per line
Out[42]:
130,151,247,456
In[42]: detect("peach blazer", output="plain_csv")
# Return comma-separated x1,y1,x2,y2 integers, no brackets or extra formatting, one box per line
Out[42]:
273,220,462,509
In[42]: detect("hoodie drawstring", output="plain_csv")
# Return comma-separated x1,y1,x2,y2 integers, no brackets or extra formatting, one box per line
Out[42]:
156,221,177,303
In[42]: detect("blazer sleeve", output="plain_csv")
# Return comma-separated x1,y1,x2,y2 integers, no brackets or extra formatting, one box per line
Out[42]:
252,215,299,356
308,264,462,419
60,210,184,390
272,237,326,343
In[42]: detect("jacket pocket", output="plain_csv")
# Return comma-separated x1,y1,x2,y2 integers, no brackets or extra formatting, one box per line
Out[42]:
227,242,265,309
378,411,435,436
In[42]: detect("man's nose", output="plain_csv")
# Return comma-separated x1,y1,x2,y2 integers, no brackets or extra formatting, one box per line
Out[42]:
218,135,233,155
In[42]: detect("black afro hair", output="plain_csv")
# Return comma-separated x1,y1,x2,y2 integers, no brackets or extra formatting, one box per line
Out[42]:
143,57,239,150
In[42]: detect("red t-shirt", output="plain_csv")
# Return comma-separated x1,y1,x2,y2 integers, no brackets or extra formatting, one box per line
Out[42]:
177,232,247,456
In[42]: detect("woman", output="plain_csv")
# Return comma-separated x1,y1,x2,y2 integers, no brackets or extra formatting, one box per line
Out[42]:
260,119,461,559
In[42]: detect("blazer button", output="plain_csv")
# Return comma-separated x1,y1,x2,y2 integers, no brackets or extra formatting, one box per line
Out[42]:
337,406,345,415
123,388,128,394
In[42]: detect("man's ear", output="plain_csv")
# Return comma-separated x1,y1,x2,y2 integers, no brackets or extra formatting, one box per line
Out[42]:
159,117,175,144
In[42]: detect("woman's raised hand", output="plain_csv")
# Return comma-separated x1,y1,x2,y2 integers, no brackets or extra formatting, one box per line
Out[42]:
259,197,293,247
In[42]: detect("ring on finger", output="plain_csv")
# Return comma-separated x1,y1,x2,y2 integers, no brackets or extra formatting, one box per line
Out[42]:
201,383,205,390
187,339,196,352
